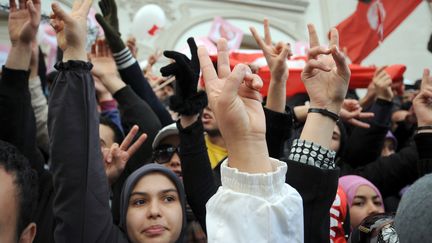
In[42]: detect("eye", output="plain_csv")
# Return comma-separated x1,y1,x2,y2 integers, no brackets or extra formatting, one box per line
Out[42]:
132,199,147,206
352,201,365,207
374,200,383,207
163,195,177,203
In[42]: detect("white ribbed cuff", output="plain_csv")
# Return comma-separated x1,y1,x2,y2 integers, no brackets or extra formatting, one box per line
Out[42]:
220,158,287,198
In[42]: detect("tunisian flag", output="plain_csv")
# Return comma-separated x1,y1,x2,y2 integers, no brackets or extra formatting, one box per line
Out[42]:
336,0,422,64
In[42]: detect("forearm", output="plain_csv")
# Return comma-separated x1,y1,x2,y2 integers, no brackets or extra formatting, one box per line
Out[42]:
178,119,217,232
48,61,115,242
114,86,162,171
264,107,293,159
300,112,337,149
0,66,45,173
265,78,286,113
113,48,173,126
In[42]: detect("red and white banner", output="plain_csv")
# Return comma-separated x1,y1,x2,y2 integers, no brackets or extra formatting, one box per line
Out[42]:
336,0,422,64
205,51,406,97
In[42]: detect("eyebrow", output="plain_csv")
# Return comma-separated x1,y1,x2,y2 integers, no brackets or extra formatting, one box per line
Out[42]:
353,195,380,200
130,188,178,197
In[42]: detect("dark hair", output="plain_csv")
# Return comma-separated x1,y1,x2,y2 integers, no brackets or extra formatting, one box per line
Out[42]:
99,116,125,144
0,140,38,239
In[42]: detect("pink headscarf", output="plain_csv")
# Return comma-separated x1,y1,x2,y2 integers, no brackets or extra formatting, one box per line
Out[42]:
339,175,384,209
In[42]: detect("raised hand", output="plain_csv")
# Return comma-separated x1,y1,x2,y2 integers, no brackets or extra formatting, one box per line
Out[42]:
160,37,208,115
199,39,271,173
50,0,93,61
250,19,291,83
8,0,41,46
340,99,374,128
6,0,41,70
102,125,147,185
301,24,350,113
90,39,117,78
413,69,432,128
89,39,125,94
373,66,393,101
250,19,292,112
95,0,125,53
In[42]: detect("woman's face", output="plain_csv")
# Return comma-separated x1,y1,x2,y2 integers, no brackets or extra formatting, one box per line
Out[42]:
126,173,183,243
349,185,384,228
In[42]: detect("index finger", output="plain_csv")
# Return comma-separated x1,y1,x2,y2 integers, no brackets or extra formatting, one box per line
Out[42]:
307,24,320,48
198,46,218,83
10,0,17,11
249,26,266,49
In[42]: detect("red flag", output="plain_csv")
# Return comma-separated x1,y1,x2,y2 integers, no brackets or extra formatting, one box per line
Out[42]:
206,51,406,97
336,0,422,64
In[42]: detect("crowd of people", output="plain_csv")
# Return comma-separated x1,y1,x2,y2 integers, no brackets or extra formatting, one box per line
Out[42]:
0,0,431,242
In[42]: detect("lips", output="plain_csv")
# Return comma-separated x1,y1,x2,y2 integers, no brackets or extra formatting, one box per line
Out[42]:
143,225,166,236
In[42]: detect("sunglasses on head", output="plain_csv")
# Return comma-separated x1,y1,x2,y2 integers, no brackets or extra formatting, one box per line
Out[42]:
152,145,180,164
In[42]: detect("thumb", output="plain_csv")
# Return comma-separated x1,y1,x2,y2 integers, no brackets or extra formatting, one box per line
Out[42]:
51,3,72,24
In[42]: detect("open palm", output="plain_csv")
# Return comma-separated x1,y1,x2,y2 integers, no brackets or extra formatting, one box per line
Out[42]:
8,0,41,45
301,25,350,113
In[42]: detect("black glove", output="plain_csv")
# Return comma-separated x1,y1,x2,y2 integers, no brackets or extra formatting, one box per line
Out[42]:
160,37,208,115
95,0,125,53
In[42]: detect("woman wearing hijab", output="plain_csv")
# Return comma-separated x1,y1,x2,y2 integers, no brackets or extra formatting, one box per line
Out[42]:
339,175,385,228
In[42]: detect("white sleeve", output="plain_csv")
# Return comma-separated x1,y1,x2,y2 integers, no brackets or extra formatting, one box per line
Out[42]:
206,158,304,243
29,76,49,154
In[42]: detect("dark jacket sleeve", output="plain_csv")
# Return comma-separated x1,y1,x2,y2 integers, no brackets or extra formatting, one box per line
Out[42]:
117,61,173,126
178,119,218,232
342,99,392,167
264,107,293,159
414,133,432,177
48,61,127,243
110,85,162,224
0,66,54,243
114,85,162,172
0,66,45,172
285,161,339,243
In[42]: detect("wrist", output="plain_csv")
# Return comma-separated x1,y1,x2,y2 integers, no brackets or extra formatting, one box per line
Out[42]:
309,102,342,115
376,94,393,102
63,48,87,62
98,92,113,102
225,137,272,173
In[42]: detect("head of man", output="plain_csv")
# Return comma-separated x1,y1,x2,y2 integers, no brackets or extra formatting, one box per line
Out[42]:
99,116,124,153
0,140,38,243
120,164,186,243
202,107,221,137
152,124,182,179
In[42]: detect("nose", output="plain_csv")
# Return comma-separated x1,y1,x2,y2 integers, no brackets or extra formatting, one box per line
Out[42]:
367,202,381,216
147,199,162,219
168,153,182,173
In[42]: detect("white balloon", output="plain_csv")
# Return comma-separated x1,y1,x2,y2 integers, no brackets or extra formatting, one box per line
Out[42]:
132,4,166,40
